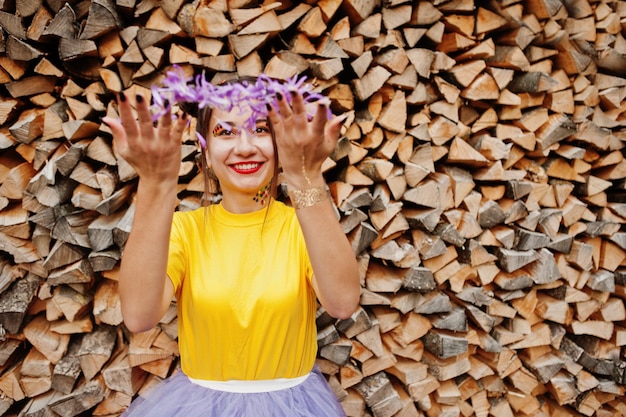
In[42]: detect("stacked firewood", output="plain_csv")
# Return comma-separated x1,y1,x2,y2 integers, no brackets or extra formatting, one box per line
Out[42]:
1,0,626,416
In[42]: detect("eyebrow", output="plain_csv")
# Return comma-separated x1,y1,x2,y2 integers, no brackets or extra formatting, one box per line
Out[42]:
214,119,268,128
213,120,234,128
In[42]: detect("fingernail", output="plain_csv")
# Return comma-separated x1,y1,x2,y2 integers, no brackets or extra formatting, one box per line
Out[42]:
266,103,272,111
101,117,110,126
164,99,170,108
290,90,297,97
136,94,144,103
119,92,126,102
276,92,283,101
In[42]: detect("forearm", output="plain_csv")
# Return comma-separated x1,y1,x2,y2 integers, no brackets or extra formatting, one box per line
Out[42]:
118,179,178,332
291,179,360,319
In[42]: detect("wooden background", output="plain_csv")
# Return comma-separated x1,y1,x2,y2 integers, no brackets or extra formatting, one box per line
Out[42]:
1,0,626,416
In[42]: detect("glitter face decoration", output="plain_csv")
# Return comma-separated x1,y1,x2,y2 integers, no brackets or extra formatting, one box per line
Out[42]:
150,65,332,148
212,123,228,138
253,182,271,205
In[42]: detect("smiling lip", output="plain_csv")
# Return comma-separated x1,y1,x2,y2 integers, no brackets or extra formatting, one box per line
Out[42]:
230,162,263,174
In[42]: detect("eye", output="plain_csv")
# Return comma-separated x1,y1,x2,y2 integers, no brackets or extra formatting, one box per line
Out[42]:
213,124,238,137
254,120,270,135
255,126,270,135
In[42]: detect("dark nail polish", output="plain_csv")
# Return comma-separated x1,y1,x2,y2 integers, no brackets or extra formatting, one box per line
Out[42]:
290,90,297,97
266,103,272,111
119,92,126,102
276,92,283,101
136,94,144,103
164,99,170,108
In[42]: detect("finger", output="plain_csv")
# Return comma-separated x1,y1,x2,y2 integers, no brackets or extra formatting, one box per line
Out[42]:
169,112,189,143
290,90,307,118
266,102,278,125
267,103,285,140
156,106,173,141
275,92,293,120
324,114,347,149
103,116,132,163
136,94,156,140
287,91,311,134
102,116,128,148
311,103,329,136
326,113,346,138
274,97,303,145
117,92,139,138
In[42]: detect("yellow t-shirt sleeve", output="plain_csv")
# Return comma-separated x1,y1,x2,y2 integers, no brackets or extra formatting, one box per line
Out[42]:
167,212,187,294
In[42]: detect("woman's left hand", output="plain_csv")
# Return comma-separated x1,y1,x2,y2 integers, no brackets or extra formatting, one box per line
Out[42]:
269,92,360,319
268,91,346,189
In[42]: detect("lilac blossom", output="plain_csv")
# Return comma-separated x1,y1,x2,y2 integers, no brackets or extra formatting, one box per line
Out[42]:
151,66,332,148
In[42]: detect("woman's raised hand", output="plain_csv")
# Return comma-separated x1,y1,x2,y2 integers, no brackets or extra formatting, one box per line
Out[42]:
267,91,346,189
102,93,188,185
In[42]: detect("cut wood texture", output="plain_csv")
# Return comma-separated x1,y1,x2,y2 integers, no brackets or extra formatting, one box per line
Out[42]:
0,1,626,416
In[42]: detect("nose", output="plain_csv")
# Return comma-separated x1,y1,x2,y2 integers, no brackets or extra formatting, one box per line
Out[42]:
234,129,255,155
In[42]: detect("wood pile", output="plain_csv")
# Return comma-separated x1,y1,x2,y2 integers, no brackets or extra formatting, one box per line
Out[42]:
1,0,626,416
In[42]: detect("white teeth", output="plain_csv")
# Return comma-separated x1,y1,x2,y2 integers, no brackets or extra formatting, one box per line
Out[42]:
233,163,259,170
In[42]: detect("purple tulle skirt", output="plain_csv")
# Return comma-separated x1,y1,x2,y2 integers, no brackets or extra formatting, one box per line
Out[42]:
121,366,346,417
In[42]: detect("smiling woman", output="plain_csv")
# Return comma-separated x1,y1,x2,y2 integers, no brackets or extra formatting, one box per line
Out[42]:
100,71,360,417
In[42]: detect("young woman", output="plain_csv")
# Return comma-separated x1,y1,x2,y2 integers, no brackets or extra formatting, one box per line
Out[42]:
101,72,360,416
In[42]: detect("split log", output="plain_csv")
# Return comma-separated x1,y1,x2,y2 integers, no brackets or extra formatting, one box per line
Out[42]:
0,1,626,416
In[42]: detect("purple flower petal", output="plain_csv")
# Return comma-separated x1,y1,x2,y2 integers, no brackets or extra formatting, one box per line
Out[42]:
151,65,333,136
195,132,207,149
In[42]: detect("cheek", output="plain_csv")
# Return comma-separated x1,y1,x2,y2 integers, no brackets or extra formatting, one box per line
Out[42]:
259,137,276,158
207,141,228,162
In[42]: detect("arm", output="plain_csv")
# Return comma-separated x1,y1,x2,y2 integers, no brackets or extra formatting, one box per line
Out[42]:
269,93,360,319
294,182,361,320
117,179,177,333
102,93,187,332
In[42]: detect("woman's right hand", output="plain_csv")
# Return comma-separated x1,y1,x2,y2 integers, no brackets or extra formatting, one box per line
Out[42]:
102,92,188,185
103,93,185,332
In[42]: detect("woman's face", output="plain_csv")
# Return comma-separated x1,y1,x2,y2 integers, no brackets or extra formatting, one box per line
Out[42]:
206,105,275,204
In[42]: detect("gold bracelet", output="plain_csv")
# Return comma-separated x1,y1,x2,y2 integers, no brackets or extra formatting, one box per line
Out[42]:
288,186,329,209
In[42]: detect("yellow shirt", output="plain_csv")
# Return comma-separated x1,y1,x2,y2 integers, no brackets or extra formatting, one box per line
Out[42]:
167,201,318,381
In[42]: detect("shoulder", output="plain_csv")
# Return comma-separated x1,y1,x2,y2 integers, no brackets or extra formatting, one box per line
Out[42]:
268,200,305,239
269,200,299,225
270,199,295,216
172,207,206,228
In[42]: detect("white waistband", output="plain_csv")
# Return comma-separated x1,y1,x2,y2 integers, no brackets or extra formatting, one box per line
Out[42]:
188,373,310,393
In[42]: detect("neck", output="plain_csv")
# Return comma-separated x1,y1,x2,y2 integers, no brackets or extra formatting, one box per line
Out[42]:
220,193,272,214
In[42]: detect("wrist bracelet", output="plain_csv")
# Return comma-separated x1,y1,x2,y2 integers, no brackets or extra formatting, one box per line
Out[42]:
288,186,329,209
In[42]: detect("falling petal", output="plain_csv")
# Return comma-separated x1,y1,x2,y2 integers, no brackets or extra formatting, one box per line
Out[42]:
151,65,333,129
196,132,207,148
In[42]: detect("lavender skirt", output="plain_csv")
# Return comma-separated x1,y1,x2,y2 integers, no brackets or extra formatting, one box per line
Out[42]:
121,366,346,417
